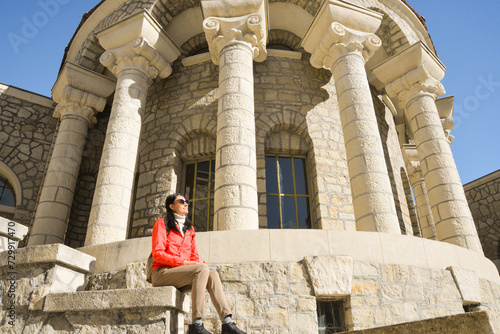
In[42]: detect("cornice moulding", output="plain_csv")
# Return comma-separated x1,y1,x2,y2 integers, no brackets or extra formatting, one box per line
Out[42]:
0,83,55,108
52,62,116,104
372,41,446,86
96,10,181,63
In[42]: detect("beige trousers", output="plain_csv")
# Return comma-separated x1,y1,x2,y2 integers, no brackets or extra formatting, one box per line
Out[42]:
151,264,231,321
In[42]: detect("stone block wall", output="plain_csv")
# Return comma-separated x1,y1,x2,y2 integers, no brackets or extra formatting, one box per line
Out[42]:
464,170,500,268
0,86,57,229
82,258,500,333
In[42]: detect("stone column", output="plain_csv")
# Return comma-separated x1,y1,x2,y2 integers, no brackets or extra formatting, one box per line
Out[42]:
403,145,437,240
374,42,482,252
85,11,180,246
301,2,400,233
202,0,267,230
29,62,115,246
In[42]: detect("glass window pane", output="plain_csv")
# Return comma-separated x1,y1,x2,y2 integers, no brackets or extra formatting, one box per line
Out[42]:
0,176,15,207
185,163,196,200
317,301,346,333
278,157,294,194
281,196,297,229
266,195,280,229
265,156,278,194
294,158,308,195
0,190,15,207
192,199,209,232
195,161,210,199
297,197,311,229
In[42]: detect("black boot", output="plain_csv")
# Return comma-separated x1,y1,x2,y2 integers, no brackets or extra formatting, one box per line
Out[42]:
221,322,246,334
188,323,212,334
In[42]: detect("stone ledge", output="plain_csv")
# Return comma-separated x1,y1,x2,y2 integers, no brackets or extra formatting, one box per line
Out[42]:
43,286,188,313
0,217,28,241
79,230,500,285
346,311,500,334
0,244,95,273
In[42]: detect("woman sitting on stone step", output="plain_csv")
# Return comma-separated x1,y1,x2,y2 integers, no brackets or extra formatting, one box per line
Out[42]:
151,193,246,334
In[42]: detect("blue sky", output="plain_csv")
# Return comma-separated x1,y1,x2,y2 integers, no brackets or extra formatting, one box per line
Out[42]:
0,0,499,184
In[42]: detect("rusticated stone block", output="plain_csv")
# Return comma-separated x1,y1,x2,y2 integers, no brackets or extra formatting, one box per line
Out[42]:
305,255,353,297
447,266,482,305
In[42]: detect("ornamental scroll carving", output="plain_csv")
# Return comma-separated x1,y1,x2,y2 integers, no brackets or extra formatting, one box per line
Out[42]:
310,22,382,70
203,13,267,65
100,36,172,82
53,86,106,128
385,64,446,108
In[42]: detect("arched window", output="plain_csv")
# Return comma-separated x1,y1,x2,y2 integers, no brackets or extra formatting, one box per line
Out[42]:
0,174,16,208
0,162,21,219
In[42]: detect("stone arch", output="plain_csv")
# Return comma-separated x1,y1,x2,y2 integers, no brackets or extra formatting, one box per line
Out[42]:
181,33,209,57
150,0,200,28
369,7,410,57
267,30,303,52
269,0,322,17
268,2,315,40
178,129,217,160
264,123,313,155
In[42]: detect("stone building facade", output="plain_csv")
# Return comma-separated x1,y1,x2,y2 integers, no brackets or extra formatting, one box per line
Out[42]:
1,0,499,333
464,169,500,271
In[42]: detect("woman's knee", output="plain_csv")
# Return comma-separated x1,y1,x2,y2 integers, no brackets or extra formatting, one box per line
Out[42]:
194,263,209,276
208,269,222,283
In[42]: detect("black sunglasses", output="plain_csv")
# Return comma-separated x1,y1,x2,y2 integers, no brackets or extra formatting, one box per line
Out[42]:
175,199,190,205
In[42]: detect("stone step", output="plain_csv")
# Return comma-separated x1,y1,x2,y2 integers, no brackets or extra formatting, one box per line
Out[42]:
43,286,189,313
30,287,190,334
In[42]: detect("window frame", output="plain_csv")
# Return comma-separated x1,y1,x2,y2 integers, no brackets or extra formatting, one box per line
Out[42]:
0,162,20,216
265,154,311,229
182,157,215,232
317,299,347,333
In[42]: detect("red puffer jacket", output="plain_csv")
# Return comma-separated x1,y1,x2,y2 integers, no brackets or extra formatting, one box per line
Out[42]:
151,218,200,272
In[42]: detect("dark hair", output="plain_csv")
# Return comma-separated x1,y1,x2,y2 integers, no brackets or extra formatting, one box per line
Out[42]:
165,193,193,234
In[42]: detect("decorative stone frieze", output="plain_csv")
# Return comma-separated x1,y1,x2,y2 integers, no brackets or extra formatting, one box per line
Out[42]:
28,63,115,246
85,11,181,246
302,0,400,234
373,42,482,252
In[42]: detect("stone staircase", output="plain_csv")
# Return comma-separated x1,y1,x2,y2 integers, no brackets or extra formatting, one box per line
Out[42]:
0,243,189,333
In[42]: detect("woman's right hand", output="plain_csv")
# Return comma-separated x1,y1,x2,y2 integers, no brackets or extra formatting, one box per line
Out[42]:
182,260,200,266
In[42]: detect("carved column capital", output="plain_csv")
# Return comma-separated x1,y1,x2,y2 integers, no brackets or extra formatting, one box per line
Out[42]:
385,64,445,108
100,36,172,83
203,13,267,65
309,22,382,70
53,86,107,127
406,160,424,185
